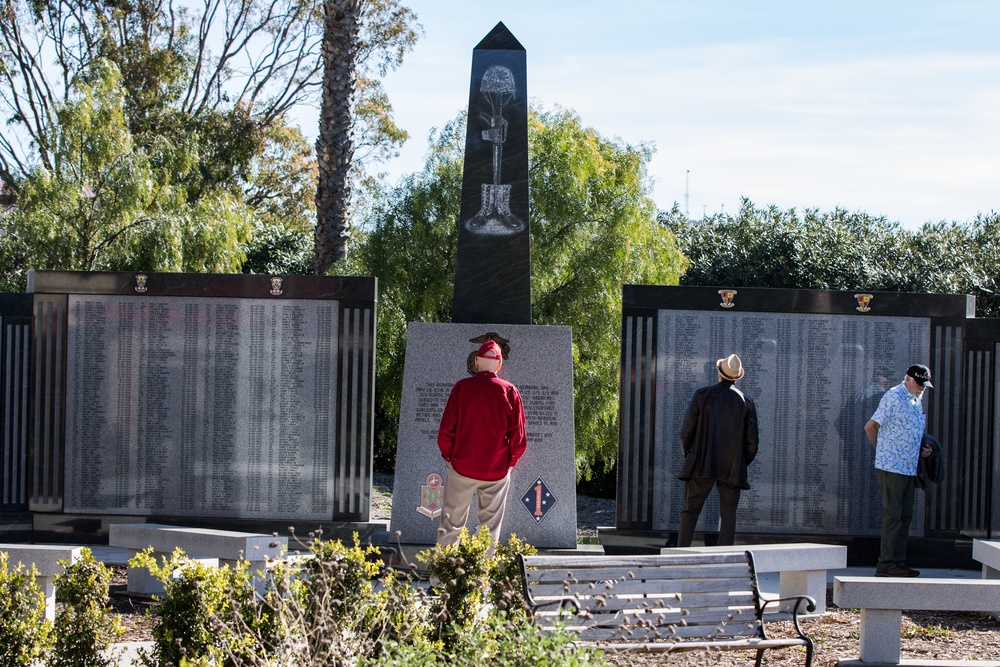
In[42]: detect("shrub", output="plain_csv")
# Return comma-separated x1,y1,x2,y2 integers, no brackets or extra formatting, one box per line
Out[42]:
489,534,537,618
132,548,262,667
0,552,51,667
129,532,604,667
372,615,609,667
418,526,493,633
51,548,125,667
202,533,436,666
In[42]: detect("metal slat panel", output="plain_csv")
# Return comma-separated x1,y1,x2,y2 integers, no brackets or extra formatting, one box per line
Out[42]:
333,304,374,521
31,296,66,510
994,344,1000,536
2,321,31,508
617,313,656,529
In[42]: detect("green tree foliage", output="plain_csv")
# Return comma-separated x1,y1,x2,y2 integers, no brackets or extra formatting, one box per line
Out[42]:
0,60,253,290
0,0,419,280
663,199,1000,317
0,553,51,666
356,108,687,476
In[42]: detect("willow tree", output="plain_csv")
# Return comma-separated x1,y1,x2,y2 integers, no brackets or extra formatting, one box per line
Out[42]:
0,0,419,279
0,61,254,290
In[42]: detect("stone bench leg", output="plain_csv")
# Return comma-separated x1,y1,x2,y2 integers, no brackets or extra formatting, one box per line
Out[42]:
220,558,271,595
127,550,220,596
779,569,827,613
38,575,57,621
858,608,901,664
985,563,1000,619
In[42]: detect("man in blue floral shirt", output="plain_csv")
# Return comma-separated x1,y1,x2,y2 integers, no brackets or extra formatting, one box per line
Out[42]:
864,364,934,577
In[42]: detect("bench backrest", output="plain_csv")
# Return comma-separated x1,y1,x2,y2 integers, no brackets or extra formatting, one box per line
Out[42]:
520,551,762,642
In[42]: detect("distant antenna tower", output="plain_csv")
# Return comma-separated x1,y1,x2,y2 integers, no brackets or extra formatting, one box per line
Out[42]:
684,170,690,218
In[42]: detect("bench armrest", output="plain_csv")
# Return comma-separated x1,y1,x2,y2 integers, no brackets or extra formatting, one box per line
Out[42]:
758,595,816,639
518,553,581,615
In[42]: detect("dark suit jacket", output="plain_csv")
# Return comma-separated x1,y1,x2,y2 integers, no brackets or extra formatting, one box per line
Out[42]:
678,381,759,489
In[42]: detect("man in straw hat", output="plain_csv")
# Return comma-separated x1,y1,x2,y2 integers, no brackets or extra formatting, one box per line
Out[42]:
676,353,759,547
864,364,934,577
436,340,527,555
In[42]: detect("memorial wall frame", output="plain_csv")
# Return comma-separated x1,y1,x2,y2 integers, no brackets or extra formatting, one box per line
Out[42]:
26,271,377,534
0,293,33,513
616,285,991,545
962,318,1000,537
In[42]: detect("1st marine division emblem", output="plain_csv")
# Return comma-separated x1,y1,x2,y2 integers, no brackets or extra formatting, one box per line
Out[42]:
521,477,556,523
416,473,444,519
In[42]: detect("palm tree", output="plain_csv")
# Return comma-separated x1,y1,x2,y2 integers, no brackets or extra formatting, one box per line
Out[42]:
315,0,363,274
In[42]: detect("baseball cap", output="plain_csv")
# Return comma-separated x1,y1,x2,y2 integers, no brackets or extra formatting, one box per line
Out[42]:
477,340,502,360
906,364,933,388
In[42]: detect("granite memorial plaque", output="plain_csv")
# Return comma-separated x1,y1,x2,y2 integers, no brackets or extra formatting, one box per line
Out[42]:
63,295,338,519
451,22,531,325
27,271,377,526
617,286,977,542
650,310,928,536
390,322,576,548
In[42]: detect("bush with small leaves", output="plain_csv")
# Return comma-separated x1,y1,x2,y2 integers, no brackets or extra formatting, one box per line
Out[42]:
132,547,261,667
126,532,601,667
209,533,434,666
372,614,609,667
488,534,537,618
0,552,51,667
418,526,494,635
51,548,125,667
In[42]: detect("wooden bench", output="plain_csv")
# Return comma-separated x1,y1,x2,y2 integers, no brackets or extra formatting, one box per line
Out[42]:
669,542,847,613
519,551,815,666
833,575,1000,666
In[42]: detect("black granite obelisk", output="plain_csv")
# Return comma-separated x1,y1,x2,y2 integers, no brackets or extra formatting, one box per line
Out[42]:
451,22,530,325
389,23,578,550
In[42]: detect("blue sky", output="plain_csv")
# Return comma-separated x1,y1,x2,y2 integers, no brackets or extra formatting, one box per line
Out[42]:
346,0,1000,229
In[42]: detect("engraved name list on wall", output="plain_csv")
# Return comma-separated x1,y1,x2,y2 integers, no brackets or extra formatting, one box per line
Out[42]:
63,294,339,520
652,309,929,537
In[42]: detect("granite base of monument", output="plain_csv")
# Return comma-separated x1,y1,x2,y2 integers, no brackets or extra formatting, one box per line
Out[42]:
390,322,576,549
29,513,388,547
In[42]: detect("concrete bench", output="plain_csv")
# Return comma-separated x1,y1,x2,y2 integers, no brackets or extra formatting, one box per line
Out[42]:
0,544,82,620
833,575,1000,666
973,539,1000,579
667,542,846,613
973,539,1000,619
110,523,287,595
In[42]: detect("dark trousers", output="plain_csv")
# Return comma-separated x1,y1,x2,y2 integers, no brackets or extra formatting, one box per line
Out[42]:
876,469,916,572
677,477,742,547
